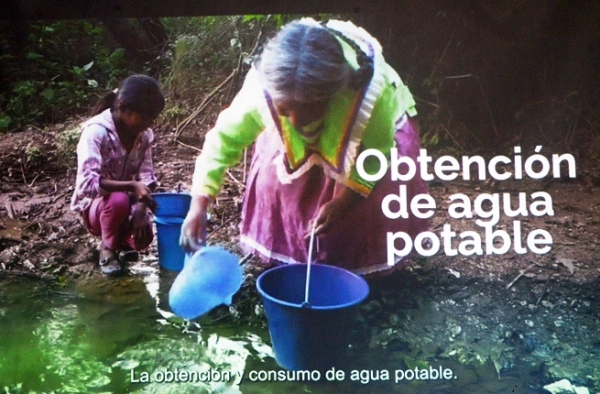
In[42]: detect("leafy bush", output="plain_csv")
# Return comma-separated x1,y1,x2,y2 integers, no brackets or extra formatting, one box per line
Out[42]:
0,21,129,131
56,126,81,168
0,15,331,133
24,143,44,168
160,16,279,99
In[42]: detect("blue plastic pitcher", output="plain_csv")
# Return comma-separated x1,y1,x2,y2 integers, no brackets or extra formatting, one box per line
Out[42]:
256,263,369,371
169,246,243,320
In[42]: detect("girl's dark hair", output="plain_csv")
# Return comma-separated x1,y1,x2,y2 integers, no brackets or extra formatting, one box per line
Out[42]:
92,74,165,118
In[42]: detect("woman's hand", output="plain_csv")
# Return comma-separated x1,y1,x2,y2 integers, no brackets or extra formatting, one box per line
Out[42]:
309,186,363,237
180,195,211,253
131,204,153,249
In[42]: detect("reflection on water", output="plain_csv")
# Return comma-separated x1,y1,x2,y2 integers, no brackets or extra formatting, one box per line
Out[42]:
0,261,270,394
0,259,544,394
36,304,112,391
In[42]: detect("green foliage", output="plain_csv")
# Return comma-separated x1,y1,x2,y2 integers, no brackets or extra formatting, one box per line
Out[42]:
160,16,280,101
161,102,189,125
56,126,81,167
0,14,338,133
243,13,339,29
0,20,129,131
243,14,290,29
156,15,300,129
0,113,12,129
2,384,25,394
24,143,44,168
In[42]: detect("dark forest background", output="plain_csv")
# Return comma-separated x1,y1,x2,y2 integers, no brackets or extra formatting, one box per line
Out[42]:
1,0,599,158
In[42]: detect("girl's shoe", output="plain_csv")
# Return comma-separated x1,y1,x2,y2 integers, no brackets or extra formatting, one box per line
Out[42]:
99,246,122,276
119,247,139,262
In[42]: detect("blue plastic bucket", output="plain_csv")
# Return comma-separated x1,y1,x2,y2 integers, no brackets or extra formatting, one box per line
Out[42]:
152,193,191,271
256,263,369,371
154,216,187,271
152,193,191,217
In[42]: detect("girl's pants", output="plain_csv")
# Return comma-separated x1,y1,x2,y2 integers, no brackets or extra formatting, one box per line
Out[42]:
84,192,153,251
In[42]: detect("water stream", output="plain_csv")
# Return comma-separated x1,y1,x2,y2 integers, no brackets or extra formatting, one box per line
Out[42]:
0,259,551,393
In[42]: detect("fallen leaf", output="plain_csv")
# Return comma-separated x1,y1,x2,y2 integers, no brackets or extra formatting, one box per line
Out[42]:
22,259,35,270
557,258,575,274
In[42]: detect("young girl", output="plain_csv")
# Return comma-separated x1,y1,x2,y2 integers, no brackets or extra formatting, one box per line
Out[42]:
70,74,165,276
180,19,429,276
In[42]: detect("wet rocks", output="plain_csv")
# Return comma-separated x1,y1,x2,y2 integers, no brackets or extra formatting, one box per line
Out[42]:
543,379,590,394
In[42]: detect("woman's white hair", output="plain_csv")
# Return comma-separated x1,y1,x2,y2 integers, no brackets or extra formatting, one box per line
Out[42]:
256,19,353,103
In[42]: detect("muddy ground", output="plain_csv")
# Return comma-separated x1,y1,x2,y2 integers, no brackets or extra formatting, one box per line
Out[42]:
1,122,599,393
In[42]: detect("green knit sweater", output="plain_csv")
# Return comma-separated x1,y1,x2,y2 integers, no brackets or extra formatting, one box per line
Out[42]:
191,19,417,198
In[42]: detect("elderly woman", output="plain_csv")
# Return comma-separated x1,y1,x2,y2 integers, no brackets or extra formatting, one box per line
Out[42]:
180,18,428,275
